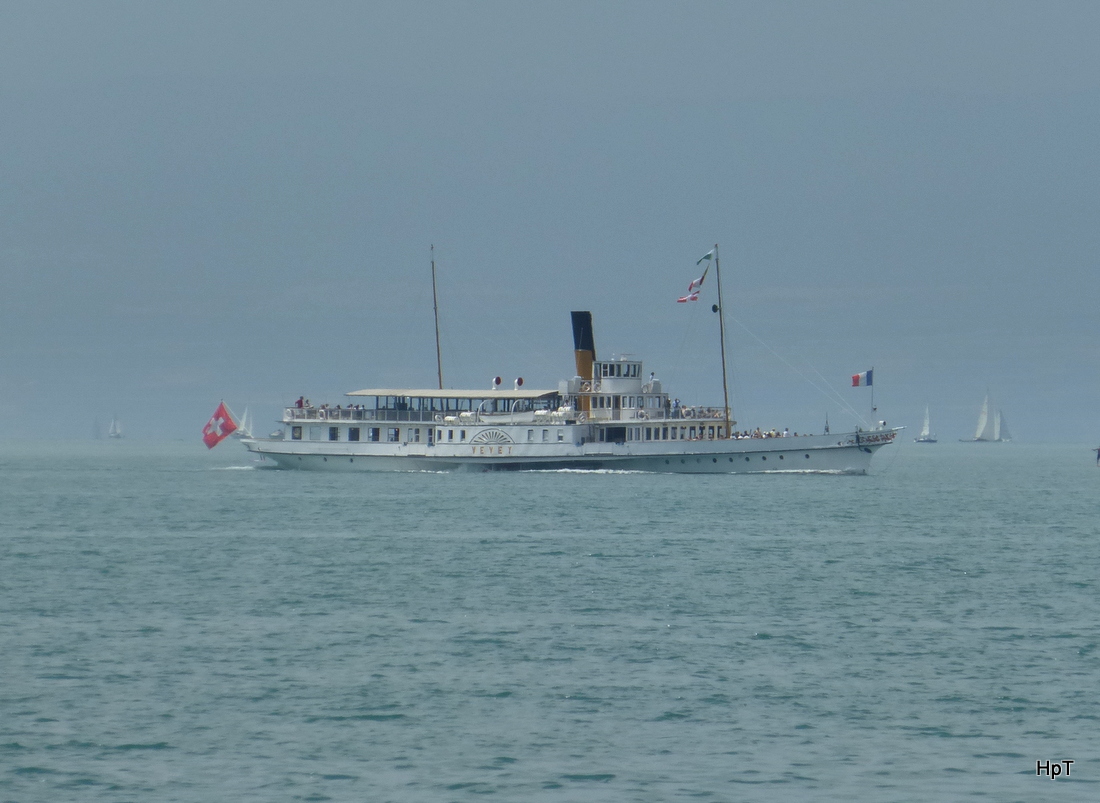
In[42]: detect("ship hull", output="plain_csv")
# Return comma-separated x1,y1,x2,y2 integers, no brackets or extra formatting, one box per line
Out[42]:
243,430,897,475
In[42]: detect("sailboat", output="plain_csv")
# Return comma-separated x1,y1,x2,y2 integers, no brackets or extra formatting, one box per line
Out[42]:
962,395,1011,442
233,407,254,439
107,416,123,439
914,405,936,443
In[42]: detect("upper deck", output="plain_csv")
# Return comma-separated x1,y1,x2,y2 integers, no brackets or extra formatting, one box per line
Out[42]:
285,387,561,424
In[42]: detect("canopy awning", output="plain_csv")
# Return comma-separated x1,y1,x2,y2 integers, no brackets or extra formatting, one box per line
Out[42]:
346,388,558,400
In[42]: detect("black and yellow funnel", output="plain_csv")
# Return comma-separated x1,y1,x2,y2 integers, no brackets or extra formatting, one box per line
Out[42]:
571,311,595,413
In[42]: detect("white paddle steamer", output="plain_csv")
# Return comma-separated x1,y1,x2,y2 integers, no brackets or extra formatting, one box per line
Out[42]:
243,307,898,473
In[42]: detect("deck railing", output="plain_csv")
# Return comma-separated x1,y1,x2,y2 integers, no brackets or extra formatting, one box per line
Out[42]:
284,405,727,424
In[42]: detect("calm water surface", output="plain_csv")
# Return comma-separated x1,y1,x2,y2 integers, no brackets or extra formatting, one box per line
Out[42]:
1,440,1097,801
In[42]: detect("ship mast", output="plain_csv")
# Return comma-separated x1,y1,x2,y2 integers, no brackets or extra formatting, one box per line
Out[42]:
713,243,733,438
431,244,444,387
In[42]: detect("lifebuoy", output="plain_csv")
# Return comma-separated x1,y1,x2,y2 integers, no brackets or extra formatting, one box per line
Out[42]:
580,381,591,392
682,408,693,419
577,412,587,423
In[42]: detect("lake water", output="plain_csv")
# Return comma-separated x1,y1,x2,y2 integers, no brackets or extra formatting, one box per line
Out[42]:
1,440,1097,801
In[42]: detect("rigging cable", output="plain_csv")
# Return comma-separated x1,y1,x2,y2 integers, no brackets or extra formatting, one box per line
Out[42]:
725,314,869,428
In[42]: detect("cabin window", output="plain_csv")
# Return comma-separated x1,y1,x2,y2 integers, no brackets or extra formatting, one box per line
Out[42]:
527,429,534,442
329,426,339,441
460,430,466,440
670,427,676,440
662,426,668,440
368,427,380,442
411,428,421,442
447,429,453,441
557,429,564,442
387,428,400,442
542,429,549,442
309,426,324,441
689,426,697,439
291,426,302,440
708,426,715,439
645,427,652,441
615,364,622,377
348,427,360,442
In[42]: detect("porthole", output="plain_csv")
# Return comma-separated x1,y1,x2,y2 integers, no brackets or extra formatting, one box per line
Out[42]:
712,458,717,463
779,455,784,460
805,454,810,459
323,457,327,462
744,457,750,462
665,460,670,465
729,457,733,462
762,456,767,461
349,458,354,463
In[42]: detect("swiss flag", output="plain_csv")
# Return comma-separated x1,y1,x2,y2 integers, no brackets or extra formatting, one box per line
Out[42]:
202,402,238,449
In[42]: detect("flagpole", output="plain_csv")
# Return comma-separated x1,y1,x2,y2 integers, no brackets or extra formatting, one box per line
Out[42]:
431,244,443,390
713,244,733,438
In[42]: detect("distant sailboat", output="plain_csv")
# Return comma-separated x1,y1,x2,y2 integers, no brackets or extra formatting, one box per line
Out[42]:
914,405,937,443
962,395,1010,442
107,416,123,439
233,407,253,439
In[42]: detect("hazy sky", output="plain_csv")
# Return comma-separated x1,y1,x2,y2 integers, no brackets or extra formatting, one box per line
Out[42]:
2,1,1099,441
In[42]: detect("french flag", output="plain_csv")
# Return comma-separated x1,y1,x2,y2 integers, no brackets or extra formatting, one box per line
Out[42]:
851,369,873,387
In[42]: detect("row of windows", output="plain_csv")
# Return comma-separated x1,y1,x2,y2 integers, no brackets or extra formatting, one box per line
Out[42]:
595,424,725,443
645,425,722,440
373,396,556,413
289,426,567,444
292,425,406,442
597,362,641,378
565,394,664,410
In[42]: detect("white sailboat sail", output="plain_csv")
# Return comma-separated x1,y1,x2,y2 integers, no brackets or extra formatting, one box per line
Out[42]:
967,395,1009,442
108,416,123,439
915,405,936,442
974,396,993,440
233,407,253,439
